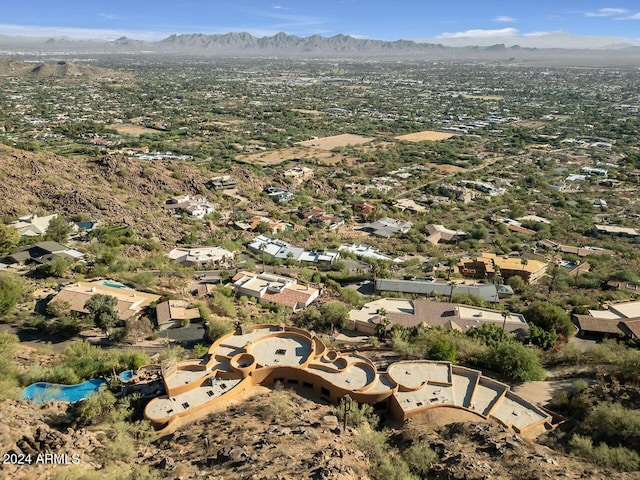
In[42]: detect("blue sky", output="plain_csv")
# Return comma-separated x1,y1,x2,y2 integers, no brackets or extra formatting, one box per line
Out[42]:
1,1,639,44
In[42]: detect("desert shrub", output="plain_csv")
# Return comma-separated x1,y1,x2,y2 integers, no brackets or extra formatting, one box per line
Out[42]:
77,389,117,425
613,348,640,383
263,390,294,422
570,434,640,471
207,316,233,341
99,430,136,462
0,272,26,316
51,465,160,480
428,337,457,362
0,332,20,400
466,323,505,347
402,441,437,476
336,398,378,428
479,341,546,382
529,324,558,350
584,402,640,446
211,290,236,317
192,343,209,357
355,426,417,480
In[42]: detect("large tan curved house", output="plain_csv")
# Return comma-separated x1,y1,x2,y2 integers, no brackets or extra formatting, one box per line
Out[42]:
144,325,552,436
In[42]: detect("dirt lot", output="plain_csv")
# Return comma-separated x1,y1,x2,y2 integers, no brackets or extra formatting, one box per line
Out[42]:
236,146,361,166
426,162,466,173
109,124,162,136
291,108,323,115
462,94,504,101
296,133,374,150
395,130,457,142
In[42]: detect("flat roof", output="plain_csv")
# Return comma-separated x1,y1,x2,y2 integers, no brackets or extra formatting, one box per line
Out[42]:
144,325,550,434
250,334,313,367
609,301,640,319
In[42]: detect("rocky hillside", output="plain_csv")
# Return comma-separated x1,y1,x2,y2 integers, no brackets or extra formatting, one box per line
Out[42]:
0,387,634,480
0,58,132,80
0,144,211,242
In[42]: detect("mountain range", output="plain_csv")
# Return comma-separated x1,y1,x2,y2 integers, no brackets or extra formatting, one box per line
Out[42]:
1,32,639,65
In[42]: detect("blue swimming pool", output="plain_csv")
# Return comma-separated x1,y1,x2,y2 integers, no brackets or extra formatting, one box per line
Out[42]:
119,370,135,382
22,378,108,403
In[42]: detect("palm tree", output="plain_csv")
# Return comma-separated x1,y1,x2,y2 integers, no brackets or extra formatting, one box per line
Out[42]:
501,309,509,341
258,242,267,273
448,281,456,303
285,251,295,275
520,258,529,282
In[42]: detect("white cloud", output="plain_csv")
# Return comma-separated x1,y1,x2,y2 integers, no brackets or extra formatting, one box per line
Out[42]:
98,13,117,21
585,7,628,17
272,5,289,10
437,28,518,39
523,31,555,37
616,12,640,20
494,16,516,23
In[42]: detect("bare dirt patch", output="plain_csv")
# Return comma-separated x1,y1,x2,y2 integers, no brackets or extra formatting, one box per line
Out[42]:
462,94,504,101
236,146,360,166
291,108,323,115
297,133,375,150
427,163,466,173
512,378,595,406
109,124,162,136
396,130,457,142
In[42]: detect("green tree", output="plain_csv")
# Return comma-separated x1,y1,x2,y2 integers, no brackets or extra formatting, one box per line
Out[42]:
45,215,72,243
506,274,526,293
0,223,19,255
206,316,233,342
84,294,119,336
524,301,575,337
466,323,504,347
0,272,25,316
529,324,558,350
37,257,72,278
320,302,350,330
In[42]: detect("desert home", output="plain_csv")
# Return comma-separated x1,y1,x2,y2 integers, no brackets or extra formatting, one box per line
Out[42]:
9,213,59,237
348,299,528,336
49,280,160,321
458,253,548,284
165,195,214,219
3,241,84,266
168,246,235,267
232,271,321,312
247,235,340,264
156,300,200,330
573,300,640,339
143,325,551,437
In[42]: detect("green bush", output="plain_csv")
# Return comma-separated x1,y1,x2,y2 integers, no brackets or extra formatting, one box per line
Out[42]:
211,290,236,317
428,337,457,362
584,402,640,446
77,389,117,425
0,272,26,316
570,434,640,471
263,390,294,421
355,426,417,480
479,340,546,382
207,316,233,342
402,441,437,476
0,332,20,400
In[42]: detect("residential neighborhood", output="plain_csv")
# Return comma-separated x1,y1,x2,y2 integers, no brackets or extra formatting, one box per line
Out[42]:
1,24,640,479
